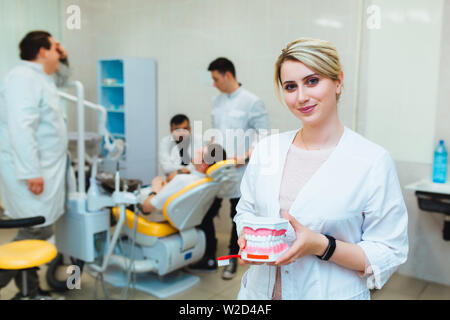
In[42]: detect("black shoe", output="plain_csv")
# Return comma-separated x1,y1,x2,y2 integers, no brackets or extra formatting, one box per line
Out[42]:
222,257,238,280
188,257,218,272
34,288,53,300
11,288,53,300
11,292,28,300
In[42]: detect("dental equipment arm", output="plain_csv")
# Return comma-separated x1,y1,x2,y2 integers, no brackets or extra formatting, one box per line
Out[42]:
58,90,108,135
86,157,115,211
58,88,123,160
58,81,124,194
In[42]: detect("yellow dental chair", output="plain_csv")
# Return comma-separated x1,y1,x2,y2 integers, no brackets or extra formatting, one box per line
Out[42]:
103,159,237,298
0,216,57,299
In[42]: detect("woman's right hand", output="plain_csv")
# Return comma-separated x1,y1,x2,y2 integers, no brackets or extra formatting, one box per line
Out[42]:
237,230,264,266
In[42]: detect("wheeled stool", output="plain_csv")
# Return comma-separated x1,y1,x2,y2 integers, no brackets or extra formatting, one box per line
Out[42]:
0,216,57,299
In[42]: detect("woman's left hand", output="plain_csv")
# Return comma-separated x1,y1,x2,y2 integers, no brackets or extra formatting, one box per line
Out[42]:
274,211,328,266
151,176,166,193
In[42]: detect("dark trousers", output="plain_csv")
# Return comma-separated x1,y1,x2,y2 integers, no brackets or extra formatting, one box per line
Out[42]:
0,225,53,297
199,197,240,259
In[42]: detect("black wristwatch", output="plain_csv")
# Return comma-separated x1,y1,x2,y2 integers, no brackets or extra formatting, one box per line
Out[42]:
149,191,157,197
316,235,336,261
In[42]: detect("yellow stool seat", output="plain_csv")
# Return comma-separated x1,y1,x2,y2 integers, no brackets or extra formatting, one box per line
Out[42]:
112,208,178,238
0,240,57,270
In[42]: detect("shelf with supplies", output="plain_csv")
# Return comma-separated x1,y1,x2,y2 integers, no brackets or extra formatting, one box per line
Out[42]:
105,106,125,113
101,83,124,88
405,179,450,240
97,57,157,183
111,133,126,139
405,179,450,195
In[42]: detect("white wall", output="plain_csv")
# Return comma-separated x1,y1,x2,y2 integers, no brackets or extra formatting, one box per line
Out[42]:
358,0,450,285
60,0,363,145
362,0,443,164
0,0,63,80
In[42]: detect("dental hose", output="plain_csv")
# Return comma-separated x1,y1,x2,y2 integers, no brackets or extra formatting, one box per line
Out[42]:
120,200,139,300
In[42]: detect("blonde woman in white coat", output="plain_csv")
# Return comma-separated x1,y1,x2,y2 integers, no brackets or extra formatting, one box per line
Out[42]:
234,38,408,300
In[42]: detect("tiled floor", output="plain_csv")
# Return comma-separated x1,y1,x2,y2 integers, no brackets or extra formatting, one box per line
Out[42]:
0,226,449,300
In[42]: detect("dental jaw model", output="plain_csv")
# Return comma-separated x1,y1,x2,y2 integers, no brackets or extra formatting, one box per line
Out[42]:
242,216,289,262
217,216,289,266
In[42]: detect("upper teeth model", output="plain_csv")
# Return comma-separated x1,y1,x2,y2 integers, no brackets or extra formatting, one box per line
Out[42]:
242,216,289,262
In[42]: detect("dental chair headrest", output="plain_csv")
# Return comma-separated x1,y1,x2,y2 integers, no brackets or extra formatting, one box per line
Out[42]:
206,159,237,181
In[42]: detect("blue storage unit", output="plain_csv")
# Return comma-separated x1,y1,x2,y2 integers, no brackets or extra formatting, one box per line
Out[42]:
97,58,157,184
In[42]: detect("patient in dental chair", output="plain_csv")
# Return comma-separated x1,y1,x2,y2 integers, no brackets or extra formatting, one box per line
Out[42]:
140,143,226,222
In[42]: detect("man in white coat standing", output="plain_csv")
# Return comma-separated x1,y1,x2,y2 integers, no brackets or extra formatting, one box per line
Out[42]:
189,58,269,280
0,31,70,299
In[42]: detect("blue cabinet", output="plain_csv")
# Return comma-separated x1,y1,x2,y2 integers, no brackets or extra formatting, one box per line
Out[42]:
97,58,157,184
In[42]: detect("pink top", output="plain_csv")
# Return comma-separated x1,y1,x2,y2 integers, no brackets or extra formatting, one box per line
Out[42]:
272,144,335,300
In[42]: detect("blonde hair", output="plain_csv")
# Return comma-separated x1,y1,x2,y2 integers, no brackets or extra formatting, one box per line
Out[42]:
274,37,343,103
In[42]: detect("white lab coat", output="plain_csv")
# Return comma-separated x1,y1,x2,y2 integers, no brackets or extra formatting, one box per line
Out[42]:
211,87,269,199
158,134,204,175
234,127,408,300
0,61,68,227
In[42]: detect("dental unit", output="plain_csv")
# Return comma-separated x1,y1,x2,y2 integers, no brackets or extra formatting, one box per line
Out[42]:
48,82,239,299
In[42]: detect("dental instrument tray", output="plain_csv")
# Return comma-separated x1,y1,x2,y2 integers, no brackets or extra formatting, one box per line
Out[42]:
96,172,143,193
241,216,289,262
